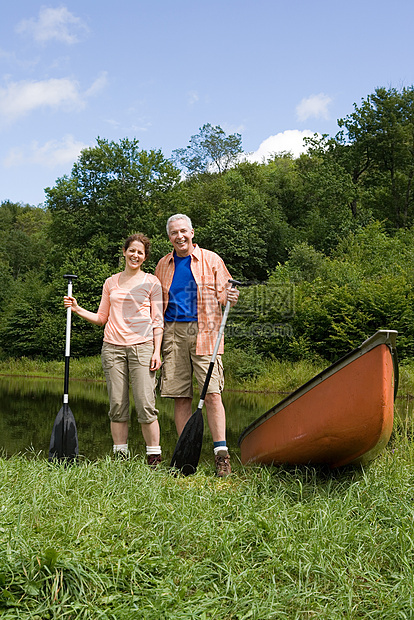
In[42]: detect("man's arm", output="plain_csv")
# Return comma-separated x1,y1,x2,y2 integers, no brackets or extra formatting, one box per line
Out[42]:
213,254,239,307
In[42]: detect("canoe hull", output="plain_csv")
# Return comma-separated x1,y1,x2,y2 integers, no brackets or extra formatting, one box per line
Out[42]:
239,331,397,468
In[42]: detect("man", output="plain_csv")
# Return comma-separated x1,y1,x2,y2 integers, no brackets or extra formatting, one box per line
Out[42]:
155,214,239,476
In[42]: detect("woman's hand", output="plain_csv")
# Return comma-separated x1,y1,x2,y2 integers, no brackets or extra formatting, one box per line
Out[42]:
150,351,162,371
63,297,102,326
64,295,79,312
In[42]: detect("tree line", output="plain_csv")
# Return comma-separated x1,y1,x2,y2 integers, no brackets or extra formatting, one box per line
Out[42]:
1,87,414,366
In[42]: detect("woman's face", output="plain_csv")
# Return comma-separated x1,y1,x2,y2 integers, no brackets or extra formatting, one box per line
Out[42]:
123,240,146,270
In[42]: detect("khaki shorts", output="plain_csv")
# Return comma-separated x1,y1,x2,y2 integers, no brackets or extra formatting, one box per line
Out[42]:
160,322,224,398
101,341,158,424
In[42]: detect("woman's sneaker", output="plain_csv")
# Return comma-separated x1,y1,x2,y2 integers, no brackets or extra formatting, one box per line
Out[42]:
147,454,162,469
214,450,231,477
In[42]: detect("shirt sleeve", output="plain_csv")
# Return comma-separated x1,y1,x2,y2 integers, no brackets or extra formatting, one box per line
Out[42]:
214,255,232,306
150,277,164,330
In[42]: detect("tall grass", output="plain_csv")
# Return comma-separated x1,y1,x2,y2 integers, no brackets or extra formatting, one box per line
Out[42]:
3,353,414,398
1,426,414,619
0,356,105,381
226,357,325,394
0,352,325,394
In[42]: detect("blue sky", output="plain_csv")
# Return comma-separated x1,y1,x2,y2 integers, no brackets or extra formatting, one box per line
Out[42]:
1,0,413,206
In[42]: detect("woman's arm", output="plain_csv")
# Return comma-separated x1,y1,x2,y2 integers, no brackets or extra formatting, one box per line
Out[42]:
150,326,163,371
64,296,104,326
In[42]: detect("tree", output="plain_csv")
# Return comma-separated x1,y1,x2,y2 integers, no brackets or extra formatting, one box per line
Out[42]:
0,248,114,359
175,161,292,280
0,201,51,279
0,273,51,357
46,137,181,267
172,123,242,175
334,87,414,228
295,150,357,253
228,224,414,363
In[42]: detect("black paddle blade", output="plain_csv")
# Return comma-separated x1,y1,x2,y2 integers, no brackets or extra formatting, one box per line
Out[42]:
48,403,79,462
170,408,204,476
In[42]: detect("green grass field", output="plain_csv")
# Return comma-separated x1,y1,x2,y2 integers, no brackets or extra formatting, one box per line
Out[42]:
1,355,414,618
1,424,414,619
2,353,414,396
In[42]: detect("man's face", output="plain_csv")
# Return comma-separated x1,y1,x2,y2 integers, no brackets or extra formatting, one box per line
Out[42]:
168,219,195,257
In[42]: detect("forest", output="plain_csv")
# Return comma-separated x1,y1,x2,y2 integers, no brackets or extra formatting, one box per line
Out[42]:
1,86,414,370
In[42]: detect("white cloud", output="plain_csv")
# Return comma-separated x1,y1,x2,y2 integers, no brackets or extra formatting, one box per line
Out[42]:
3,135,88,169
85,71,108,97
246,129,319,162
0,75,107,124
130,121,152,132
296,93,332,122
0,78,83,121
0,47,41,72
0,48,15,62
223,123,245,136
105,118,122,129
187,91,199,105
16,6,88,45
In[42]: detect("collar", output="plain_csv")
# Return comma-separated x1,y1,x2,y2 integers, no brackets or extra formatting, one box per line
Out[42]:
167,243,201,262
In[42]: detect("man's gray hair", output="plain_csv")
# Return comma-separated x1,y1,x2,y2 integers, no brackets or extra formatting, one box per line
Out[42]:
166,213,193,235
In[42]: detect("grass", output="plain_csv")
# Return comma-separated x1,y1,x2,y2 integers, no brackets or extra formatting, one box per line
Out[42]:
1,425,414,619
397,360,414,397
3,353,414,398
0,356,105,382
225,358,325,394
1,352,414,617
0,353,326,395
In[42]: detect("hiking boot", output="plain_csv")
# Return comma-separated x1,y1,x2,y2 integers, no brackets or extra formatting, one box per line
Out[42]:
147,454,162,469
215,450,231,477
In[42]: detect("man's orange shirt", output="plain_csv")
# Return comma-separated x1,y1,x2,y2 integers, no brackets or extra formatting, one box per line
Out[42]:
155,244,232,355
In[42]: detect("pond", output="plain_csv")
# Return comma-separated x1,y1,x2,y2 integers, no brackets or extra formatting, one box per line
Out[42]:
0,375,278,465
1,375,412,466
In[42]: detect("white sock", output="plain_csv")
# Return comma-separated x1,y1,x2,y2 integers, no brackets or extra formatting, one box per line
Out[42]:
113,443,128,454
214,446,229,456
146,446,162,456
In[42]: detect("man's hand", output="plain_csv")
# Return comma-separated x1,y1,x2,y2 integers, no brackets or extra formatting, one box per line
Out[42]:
226,285,239,307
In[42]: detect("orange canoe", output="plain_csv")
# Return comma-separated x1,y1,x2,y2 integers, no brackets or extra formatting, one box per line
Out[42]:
238,330,398,468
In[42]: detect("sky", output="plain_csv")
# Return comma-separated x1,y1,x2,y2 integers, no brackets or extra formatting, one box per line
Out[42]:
1,0,414,207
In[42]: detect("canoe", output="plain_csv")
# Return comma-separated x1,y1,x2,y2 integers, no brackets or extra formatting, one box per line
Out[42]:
238,330,398,468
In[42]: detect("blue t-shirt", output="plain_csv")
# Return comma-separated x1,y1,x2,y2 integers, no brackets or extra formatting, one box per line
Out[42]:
164,254,198,322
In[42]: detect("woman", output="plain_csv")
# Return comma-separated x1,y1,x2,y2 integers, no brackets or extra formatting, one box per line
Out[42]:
64,234,163,465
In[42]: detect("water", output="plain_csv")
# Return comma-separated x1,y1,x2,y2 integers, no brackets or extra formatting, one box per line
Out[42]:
2,375,411,465
0,375,277,464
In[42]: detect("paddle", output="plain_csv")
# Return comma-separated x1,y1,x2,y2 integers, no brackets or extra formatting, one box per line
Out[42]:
48,274,79,462
170,279,241,476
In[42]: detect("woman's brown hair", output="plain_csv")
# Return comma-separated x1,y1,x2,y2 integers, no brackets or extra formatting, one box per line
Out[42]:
123,233,151,259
